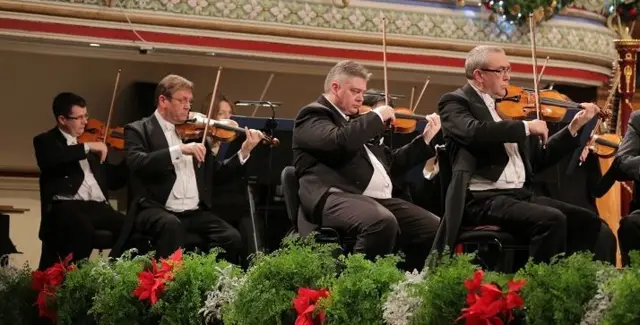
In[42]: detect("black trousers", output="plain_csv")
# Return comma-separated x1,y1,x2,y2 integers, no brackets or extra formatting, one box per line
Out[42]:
618,209,640,266
465,188,615,264
322,192,440,272
48,200,125,263
135,204,241,261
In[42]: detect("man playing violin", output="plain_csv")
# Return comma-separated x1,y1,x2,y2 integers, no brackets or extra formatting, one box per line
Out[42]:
292,60,441,271
33,92,127,269
123,74,264,261
438,45,615,264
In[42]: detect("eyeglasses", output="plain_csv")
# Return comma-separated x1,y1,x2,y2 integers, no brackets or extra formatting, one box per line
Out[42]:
168,97,194,107
480,67,511,75
65,114,89,121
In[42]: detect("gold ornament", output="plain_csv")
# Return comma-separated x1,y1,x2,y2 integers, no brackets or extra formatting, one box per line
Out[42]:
489,13,497,22
456,0,465,7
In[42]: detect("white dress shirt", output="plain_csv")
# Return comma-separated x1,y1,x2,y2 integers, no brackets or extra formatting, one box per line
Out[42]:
154,110,249,212
467,83,529,191
55,129,106,202
324,96,393,199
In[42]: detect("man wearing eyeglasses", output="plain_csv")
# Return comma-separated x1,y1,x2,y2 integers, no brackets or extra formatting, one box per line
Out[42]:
33,92,127,269
436,45,615,265
121,74,264,262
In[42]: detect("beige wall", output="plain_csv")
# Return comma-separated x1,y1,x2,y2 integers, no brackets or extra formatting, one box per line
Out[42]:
0,48,456,269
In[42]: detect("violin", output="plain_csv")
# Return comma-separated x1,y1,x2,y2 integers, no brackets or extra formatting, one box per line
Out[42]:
77,118,125,150
359,105,428,134
496,85,591,122
176,118,280,147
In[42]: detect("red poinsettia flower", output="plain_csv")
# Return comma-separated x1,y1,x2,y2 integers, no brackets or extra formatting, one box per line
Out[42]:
293,287,330,325
457,270,526,325
132,249,184,305
133,261,167,305
31,253,75,322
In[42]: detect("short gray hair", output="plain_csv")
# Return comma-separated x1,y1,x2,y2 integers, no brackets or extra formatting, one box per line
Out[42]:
464,45,505,79
324,60,370,93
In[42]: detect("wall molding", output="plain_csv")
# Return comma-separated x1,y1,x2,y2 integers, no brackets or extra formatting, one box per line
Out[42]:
0,176,39,192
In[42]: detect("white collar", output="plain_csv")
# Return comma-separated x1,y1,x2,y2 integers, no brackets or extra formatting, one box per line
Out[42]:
468,81,495,103
58,127,77,144
323,94,349,121
154,110,175,131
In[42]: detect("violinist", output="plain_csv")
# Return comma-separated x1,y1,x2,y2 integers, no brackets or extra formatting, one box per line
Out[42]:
438,45,615,264
292,60,441,271
33,92,127,269
123,74,264,261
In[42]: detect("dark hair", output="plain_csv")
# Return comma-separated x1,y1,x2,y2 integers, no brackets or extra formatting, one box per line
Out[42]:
201,92,235,118
363,89,394,108
52,92,86,118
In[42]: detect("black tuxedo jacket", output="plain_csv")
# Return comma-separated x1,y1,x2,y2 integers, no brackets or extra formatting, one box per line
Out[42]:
33,127,127,241
124,113,245,211
596,110,640,209
432,83,581,253
438,83,580,183
292,95,435,221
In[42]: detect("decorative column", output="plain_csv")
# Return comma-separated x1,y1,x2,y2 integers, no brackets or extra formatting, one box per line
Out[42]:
614,38,640,217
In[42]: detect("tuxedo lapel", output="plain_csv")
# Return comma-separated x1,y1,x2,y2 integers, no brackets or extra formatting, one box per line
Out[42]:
462,83,496,122
147,115,171,152
316,96,373,166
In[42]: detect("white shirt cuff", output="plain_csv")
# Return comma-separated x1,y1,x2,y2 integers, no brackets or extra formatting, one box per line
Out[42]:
372,109,385,123
83,143,89,154
238,151,249,165
523,121,530,136
169,145,183,163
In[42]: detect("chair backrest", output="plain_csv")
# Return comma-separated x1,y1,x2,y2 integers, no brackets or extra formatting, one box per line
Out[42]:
280,166,299,225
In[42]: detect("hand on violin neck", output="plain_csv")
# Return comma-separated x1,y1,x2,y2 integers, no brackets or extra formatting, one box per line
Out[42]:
240,127,263,158
373,105,395,123
86,142,108,163
180,143,206,163
422,113,441,144
525,120,549,145
569,102,601,135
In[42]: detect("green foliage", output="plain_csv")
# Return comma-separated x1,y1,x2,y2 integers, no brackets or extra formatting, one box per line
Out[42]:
323,254,404,325
481,0,576,25
223,234,340,325
410,253,478,325
56,258,115,325
0,263,38,325
601,251,640,325
515,252,607,325
151,250,241,325
89,252,153,325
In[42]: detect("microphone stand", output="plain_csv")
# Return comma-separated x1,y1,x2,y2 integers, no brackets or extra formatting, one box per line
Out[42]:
261,101,278,252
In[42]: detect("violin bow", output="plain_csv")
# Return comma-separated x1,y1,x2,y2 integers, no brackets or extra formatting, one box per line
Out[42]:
409,86,415,111
411,75,430,113
202,67,224,146
536,56,550,86
529,14,541,121
104,69,122,147
251,73,275,117
382,15,389,107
